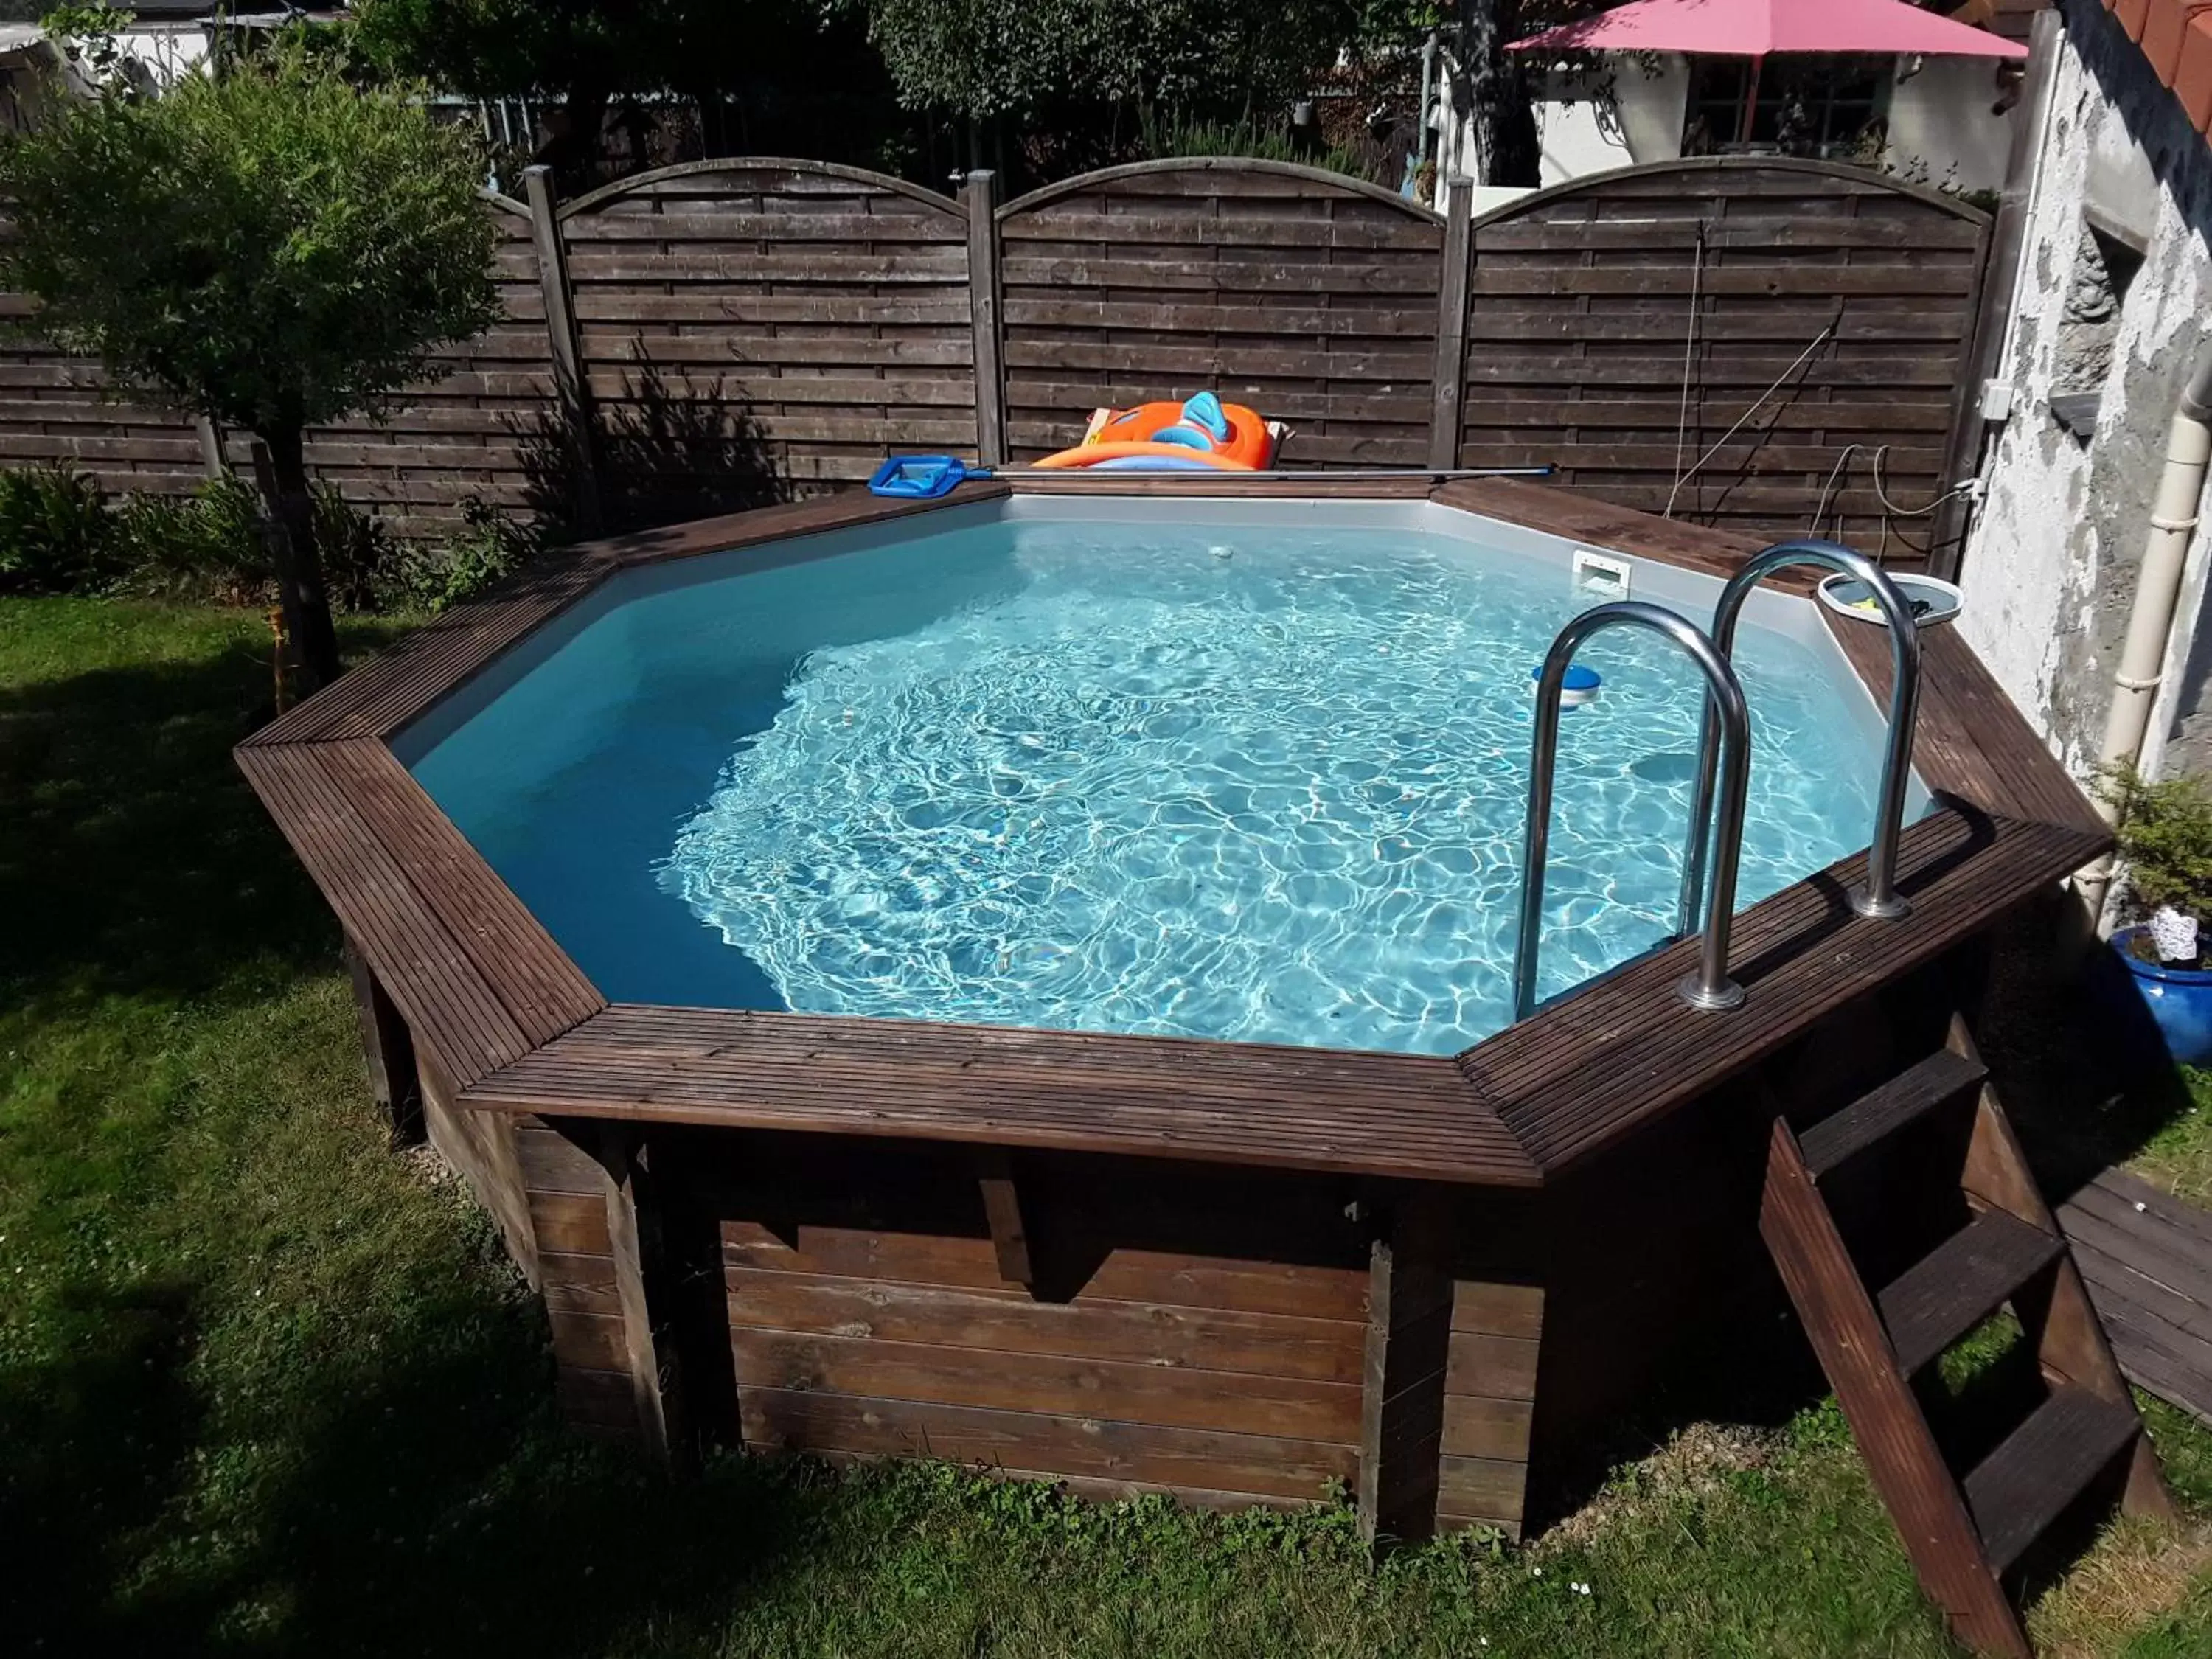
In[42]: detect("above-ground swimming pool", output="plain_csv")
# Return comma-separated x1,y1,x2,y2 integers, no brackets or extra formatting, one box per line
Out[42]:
400,497,1918,1056
246,476,2113,1547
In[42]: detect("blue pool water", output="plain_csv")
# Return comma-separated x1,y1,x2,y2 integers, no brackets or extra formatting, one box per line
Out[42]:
407,511,1893,1056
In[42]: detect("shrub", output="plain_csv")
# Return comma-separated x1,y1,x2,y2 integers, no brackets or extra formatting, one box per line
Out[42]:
0,463,120,594
311,482,403,614
0,464,407,608
112,473,270,602
1137,111,1376,182
0,458,512,613
388,499,538,613
2103,762,2212,920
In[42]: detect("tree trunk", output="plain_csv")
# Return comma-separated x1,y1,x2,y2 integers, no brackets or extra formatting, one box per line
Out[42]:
252,428,341,695
546,83,611,192
1457,0,1543,188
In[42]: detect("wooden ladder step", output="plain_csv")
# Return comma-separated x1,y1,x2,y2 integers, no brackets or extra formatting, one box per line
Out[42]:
1963,1385,2142,1576
1801,1048,1987,1179
1879,1208,2066,1376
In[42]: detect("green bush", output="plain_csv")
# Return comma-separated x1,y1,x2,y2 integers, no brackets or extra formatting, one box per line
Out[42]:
2103,762,2212,919
0,463,123,594
0,464,417,608
387,498,538,613
1136,111,1376,183
112,473,270,602
311,481,403,613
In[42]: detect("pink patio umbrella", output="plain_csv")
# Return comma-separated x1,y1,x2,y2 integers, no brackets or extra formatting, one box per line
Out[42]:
1509,0,2025,145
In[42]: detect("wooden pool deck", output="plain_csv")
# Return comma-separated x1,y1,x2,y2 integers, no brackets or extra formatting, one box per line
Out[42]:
238,475,2106,1182
234,476,2123,1547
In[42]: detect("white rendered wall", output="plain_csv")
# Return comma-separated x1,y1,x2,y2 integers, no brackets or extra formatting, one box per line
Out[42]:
1885,58,2018,196
1529,57,1688,184
1958,0,2212,785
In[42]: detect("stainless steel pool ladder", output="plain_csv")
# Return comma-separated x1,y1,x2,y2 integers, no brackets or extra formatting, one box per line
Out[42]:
1514,601,1754,1021
1679,540,1923,933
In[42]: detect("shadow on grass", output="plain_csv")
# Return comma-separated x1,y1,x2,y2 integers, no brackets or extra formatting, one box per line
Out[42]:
0,613,408,1007
2,1262,816,1657
1975,894,2202,1204
3,1279,205,1649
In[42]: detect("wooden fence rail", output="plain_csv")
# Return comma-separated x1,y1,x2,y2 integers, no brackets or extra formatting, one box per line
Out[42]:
0,154,1993,568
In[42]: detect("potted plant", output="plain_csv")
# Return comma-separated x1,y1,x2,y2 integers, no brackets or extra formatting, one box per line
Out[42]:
2100,762,2212,1064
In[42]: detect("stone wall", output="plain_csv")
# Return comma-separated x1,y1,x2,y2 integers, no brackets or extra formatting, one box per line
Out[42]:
1961,0,2212,783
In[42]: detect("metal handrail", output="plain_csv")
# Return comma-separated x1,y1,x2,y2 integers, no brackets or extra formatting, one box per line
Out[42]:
1514,601,1754,1021
1678,540,1923,932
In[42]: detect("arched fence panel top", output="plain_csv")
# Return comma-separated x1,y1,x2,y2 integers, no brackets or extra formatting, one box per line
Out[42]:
998,158,1449,469
999,156,1444,227
478,187,529,220
558,156,965,224
1467,154,1994,235
1458,156,1994,563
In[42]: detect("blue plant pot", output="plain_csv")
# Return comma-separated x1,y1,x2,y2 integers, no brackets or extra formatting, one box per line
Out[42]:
2108,925,2212,1066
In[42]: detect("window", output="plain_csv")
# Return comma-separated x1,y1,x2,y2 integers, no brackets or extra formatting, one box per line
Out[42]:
1681,56,1891,159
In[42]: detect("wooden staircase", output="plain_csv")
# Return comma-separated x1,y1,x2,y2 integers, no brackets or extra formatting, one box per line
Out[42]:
1761,1015,2175,1657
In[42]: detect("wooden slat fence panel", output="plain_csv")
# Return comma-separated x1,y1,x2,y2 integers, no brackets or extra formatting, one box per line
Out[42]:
0,157,1990,557
998,161,1446,468
557,159,975,491
0,195,556,539
0,215,206,497
273,198,557,540
1459,159,1992,569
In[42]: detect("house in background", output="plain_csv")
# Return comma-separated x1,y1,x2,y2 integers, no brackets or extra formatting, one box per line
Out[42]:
1428,0,2039,201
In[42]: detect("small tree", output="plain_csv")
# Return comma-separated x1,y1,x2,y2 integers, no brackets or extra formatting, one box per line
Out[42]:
0,33,498,689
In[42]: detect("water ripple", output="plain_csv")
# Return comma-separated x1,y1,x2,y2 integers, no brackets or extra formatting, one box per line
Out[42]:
661,532,1876,1054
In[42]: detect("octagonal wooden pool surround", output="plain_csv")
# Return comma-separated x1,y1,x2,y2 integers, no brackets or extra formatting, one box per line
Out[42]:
238,476,2104,1537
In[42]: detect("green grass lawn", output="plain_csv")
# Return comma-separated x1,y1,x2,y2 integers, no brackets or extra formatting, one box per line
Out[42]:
5,594,2212,1658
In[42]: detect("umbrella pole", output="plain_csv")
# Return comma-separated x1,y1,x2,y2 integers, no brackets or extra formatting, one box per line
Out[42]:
1738,55,1763,146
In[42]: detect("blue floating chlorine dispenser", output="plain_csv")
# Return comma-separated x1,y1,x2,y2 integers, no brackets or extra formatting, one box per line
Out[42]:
1534,663,1604,708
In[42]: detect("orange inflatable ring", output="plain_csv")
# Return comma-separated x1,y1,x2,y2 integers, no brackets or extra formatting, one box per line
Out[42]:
1031,440,1256,471
1034,398,1273,470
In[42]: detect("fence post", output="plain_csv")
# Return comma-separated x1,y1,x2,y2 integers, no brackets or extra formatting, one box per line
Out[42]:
193,414,226,479
963,170,1007,467
1429,179,1473,472
523,164,602,535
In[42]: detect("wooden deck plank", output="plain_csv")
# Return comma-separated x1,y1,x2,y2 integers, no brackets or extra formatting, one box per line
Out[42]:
1467,810,2104,1176
1826,616,2101,834
1878,1208,2063,1377
241,482,1008,748
1964,1386,2141,1574
235,478,2112,1189
238,540,619,747
465,1005,1540,1187
1430,476,1779,580
313,740,604,1045
2059,1168,2212,1425
234,745,531,1088
1801,1049,1987,1178
740,1386,1356,1505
